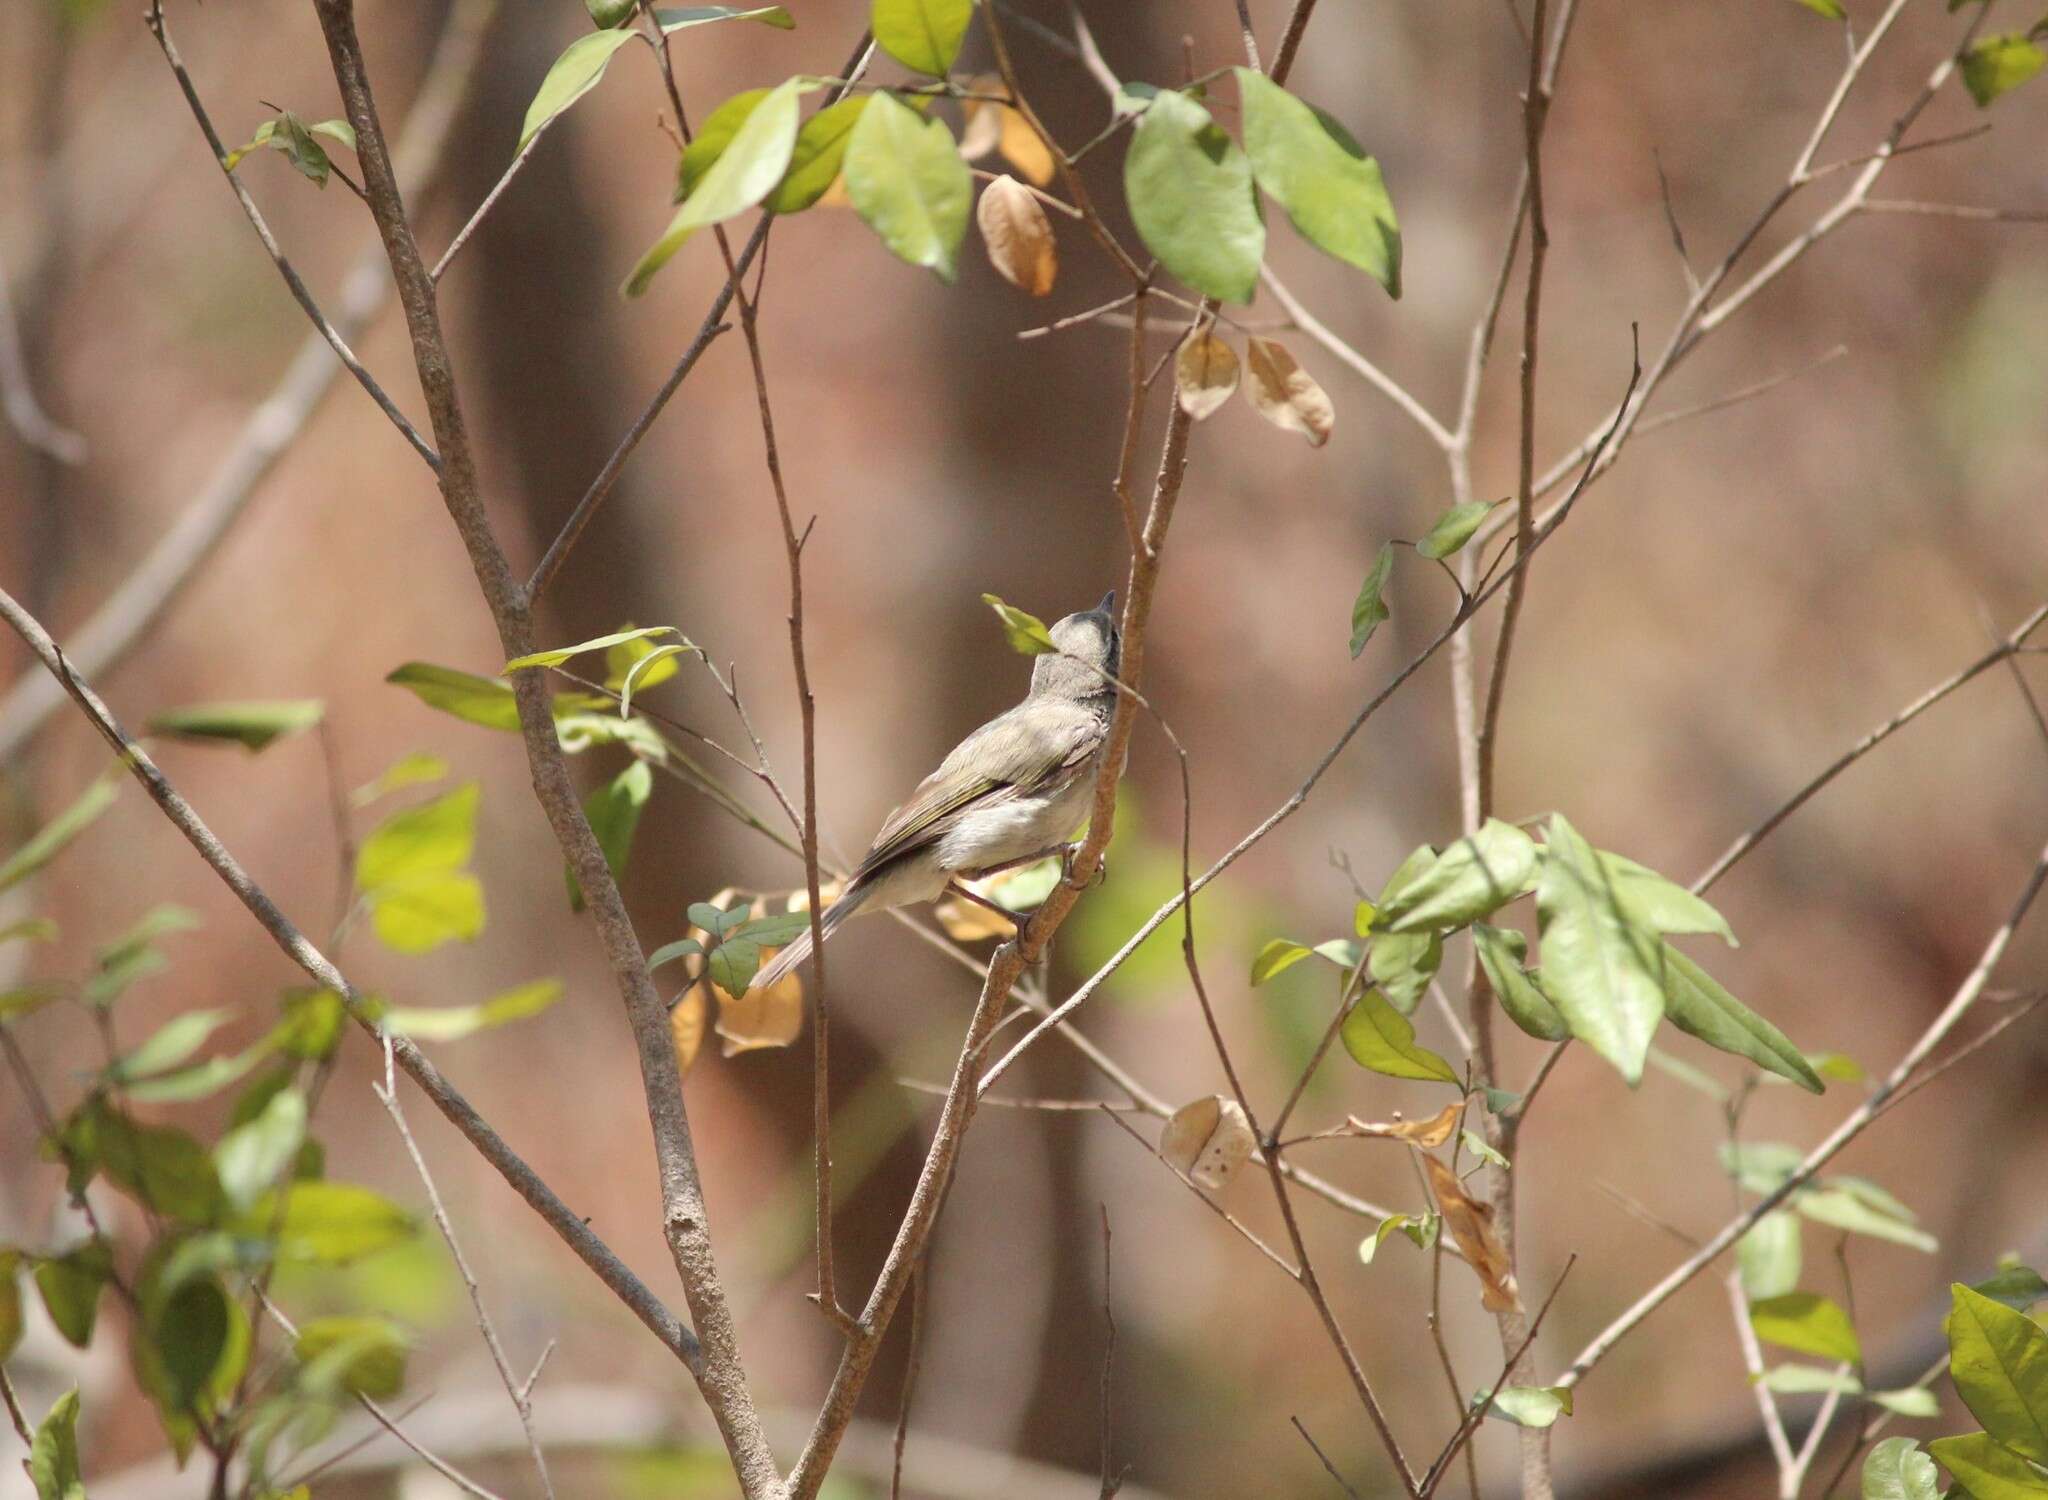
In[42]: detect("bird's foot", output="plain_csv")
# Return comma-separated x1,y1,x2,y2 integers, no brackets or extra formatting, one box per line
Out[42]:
1060,840,1107,888
945,881,1028,924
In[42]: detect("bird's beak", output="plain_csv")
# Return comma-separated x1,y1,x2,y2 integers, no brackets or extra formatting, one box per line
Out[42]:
1098,589,1117,616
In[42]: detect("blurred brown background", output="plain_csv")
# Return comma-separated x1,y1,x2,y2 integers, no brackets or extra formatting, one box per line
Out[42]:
2,0,2045,1495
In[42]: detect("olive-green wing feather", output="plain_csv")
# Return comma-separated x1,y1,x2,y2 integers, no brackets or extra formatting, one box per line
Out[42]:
854,707,1095,880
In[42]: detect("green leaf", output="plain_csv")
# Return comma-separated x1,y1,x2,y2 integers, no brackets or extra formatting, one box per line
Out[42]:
357,783,478,889
1418,499,1496,559
0,915,58,947
1974,1260,2048,1314
845,90,972,281
1596,851,1736,943
34,1241,112,1347
1250,937,1314,985
1473,922,1569,1041
1124,88,1264,303
1341,987,1459,1083
1720,1139,1805,1194
872,0,971,76
1113,81,1158,118
140,1267,231,1410
708,938,766,994
1234,71,1399,296
226,112,335,187
1862,1437,1940,1500
769,95,868,212
1946,1283,2048,1463
1962,35,2047,107
649,937,703,970
981,594,1058,654
296,1315,410,1400
1479,1384,1573,1428
1661,943,1822,1092
619,645,686,719
1927,1431,2048,1498
74,1102,224,1225
506,626,682,674
1759,1365,1862,1396
1807,1050,1866,1083
0,1251,19,1362
1871,1387,1942,1418
105,1007,235,1084
1348,542,1393,658
1535,814,1667,1084
605,627,687,695
386,662,524,730
1738,1211,1803,1301
0,983,64,1020
0,776,117,892
1797,1186,1938,1253
146,700,324,751
1377,819,1538,933
275,988,346,1061
1461,1129,1508,1169
520,29,637,148
245,1181,416,1264
688,901,752,936
28,1388,85,1500
368,870,485,954
1358,1211,1437,1263
568,761,653,911
1313,937,1361,967
1792,0,1847,17
1369,846,1443,1015
734,911,813,945
308,118,356,151
85,903,200,1007
381,978,563,1041
1750,1292,1861,1365
352,752,448,807
627,78,809,294
215,1088,308,1213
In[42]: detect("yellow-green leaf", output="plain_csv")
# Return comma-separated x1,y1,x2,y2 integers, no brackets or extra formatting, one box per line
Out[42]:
1341,987,1459,1083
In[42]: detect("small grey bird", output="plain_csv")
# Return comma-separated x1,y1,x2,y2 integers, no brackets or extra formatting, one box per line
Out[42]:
749,592,1121,991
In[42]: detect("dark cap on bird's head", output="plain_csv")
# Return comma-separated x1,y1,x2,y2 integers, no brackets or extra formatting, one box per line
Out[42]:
1031,591,1122,704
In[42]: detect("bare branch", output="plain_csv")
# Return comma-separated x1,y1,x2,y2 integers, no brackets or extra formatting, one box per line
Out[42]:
146,2,440,469
0,250,85,464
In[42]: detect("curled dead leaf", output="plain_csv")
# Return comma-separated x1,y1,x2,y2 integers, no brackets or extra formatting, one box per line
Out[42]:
1244,336,1334,447
1424,1153,1521,1313
1159,1095,1257,1190
1344,1100,1462,1149
977,175,1058,297
957,98,1003,161
1175,328,1240,420
671,985,707,1075
996,105,1054,186
785,878,845,914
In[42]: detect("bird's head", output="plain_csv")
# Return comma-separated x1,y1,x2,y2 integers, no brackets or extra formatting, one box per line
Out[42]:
1030,590,1121,703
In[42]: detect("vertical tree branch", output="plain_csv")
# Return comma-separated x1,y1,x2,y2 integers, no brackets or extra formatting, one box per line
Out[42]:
302,3,779,1491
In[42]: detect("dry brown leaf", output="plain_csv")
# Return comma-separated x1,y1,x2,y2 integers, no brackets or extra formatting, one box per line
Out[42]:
1159,1095,1257,1190
1244,336,1334,447
957,98,1003,161
785,877,845,914
713,958,803,1055
1423,1153,1522,1313
1175,328,1240,420
977,175,1058,297
1344,1101,1462,1148
996,105,1055,186
932,893,1017,941
671,985,708,1075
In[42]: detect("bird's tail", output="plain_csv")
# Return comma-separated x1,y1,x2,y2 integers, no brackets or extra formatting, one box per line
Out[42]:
747,882,863,991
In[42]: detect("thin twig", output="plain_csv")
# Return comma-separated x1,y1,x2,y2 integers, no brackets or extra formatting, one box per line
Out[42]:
0,249,85,464
1728,1267,1799,1484
374,1036,556,1499
1291,1416,1362,1500
146,1,439,469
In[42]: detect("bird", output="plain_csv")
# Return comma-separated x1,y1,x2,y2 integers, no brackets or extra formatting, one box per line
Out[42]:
748,591,1122,991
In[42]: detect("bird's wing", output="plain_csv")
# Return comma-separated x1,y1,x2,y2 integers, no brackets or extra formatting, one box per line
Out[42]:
854,706,1099,880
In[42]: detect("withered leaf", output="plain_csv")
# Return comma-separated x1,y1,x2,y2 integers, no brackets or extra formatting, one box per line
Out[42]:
1344,1100,1461,1148
957,98,1002,160
1159,1095,1256,1190
933,892,1016,941
1244,336,1334,447
671,985,708,1075
996,105,1054,186
1175,328,1240,420
977,174,1058,297
1424,1152,1521,1312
